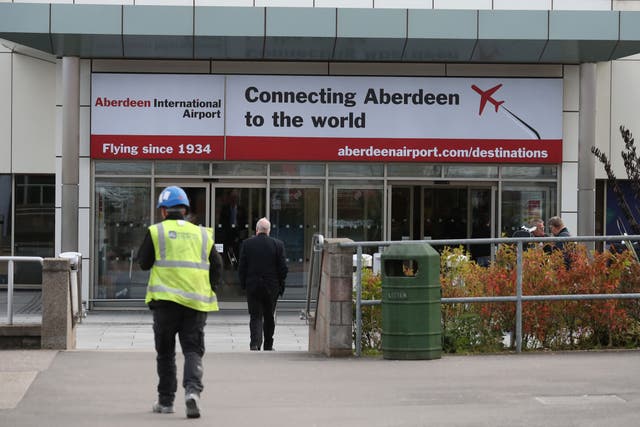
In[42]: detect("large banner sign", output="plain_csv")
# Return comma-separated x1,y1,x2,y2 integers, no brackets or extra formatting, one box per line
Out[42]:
91,74,563,163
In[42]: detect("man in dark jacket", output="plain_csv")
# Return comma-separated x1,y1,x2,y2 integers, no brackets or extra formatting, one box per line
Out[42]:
548,215,572,268
238,217,288,351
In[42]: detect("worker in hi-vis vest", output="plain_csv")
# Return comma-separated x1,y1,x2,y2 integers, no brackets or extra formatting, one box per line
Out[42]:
137,186,222,419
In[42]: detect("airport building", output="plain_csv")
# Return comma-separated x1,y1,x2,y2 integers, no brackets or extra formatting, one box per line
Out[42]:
1,1,640,309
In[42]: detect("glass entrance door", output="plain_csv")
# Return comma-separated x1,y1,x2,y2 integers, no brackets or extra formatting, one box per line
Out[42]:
269,186,321,302
422,186,495,262
214,187,265,302
390,185,495,263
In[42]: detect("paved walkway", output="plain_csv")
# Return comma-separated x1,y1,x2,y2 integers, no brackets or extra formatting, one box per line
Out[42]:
76,309,309,352
2,310,640,426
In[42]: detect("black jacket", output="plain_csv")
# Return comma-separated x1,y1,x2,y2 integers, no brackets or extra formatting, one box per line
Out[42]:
137,214,222,290
238,233,288,294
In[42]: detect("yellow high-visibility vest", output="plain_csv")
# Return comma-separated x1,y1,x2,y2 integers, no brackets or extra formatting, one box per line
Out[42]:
146,219,218,312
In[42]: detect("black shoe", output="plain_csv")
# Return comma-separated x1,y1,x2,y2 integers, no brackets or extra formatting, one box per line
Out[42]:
263,347,274,351
250,345,260,351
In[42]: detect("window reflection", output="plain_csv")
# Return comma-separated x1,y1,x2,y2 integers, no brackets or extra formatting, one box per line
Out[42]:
0,175,11,284
95,179,151,300
330,183,383,245
501,183,557,237
14,175,55,284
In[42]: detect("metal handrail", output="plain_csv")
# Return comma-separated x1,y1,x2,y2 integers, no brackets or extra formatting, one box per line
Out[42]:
0,256,44,325
346,234,640,357
303,234,324,327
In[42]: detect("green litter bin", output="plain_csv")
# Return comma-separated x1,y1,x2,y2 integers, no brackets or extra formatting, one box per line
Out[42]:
381,243,441,360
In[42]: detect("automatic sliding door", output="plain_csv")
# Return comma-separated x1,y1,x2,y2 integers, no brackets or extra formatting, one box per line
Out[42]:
423,187,468,241
269,186,321,301
422,186,494,263
332,186,383,243
214,187,265,302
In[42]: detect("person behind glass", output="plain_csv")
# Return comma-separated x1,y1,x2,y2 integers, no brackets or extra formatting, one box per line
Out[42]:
219,189,247,269
137,186,222,419
548,215,572,267
529,218,550,252
238,217,288,351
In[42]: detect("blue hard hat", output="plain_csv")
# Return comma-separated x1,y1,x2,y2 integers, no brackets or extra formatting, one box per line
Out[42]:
157,186,190,209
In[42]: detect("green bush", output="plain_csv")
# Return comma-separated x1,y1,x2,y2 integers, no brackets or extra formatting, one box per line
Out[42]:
352,268,382,353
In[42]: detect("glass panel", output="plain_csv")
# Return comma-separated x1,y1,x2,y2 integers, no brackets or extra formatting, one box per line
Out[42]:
501,182,557,237
95,179,151,300
94,161,152,175
14,175,55,284
330,184,383,245
470,188,492,266
270,163,325,177
391,187,412,240
328,163,384,177
270,186,321,301
387,164,441,178
0,175,11,285
423,187,468,241
211,163,267,176
443,165,498,178
501,166,557,179
155,161,209,176
214,187,266,301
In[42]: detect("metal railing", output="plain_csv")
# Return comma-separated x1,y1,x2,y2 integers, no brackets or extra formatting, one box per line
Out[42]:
303,233,325,327
343,234,640,357
0,256,44,325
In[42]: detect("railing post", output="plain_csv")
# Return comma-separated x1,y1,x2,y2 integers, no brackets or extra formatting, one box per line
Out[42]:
355,245,363,357
516,241,523,353
7,260,14,325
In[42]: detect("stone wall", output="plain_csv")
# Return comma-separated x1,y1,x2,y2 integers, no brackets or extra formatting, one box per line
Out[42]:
308,238,353,357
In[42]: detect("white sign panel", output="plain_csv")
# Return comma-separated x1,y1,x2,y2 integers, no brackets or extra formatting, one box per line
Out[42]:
225,75,562,140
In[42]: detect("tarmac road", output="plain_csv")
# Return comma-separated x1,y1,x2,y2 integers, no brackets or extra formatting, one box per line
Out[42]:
1,348,639,427
2,310,640,426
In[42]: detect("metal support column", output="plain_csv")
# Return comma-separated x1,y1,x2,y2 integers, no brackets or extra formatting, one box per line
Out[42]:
578,63,597,243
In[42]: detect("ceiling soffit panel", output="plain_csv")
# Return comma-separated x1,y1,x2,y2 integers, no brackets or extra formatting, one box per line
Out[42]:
123,5,193,59
2,5,640,63
611,11,640,60
195,6,264,60
473,10,547,63
333,8,406,61
51,4,123,58
0,3,52,54
540,10,619,64
264,7,335,60
404,10,477,62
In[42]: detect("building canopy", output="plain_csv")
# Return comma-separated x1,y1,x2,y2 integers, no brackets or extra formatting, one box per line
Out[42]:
2,4,640,63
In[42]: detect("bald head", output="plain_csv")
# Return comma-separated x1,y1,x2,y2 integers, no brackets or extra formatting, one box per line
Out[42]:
256,217,271,235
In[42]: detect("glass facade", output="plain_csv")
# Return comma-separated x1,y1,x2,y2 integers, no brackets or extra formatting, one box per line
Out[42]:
94,179,151,300
92,162,558,307
0,174,55,286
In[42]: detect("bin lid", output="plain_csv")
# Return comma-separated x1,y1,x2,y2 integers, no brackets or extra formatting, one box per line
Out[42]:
381,243,438,259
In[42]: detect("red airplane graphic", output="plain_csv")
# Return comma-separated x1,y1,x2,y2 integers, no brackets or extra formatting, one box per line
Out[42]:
471,84,504,115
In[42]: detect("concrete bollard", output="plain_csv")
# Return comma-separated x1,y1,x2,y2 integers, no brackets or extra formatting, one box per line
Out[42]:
41,258,76,350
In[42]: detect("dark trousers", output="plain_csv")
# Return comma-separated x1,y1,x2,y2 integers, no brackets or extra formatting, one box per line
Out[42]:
152,302,207,405
246,286,279,350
